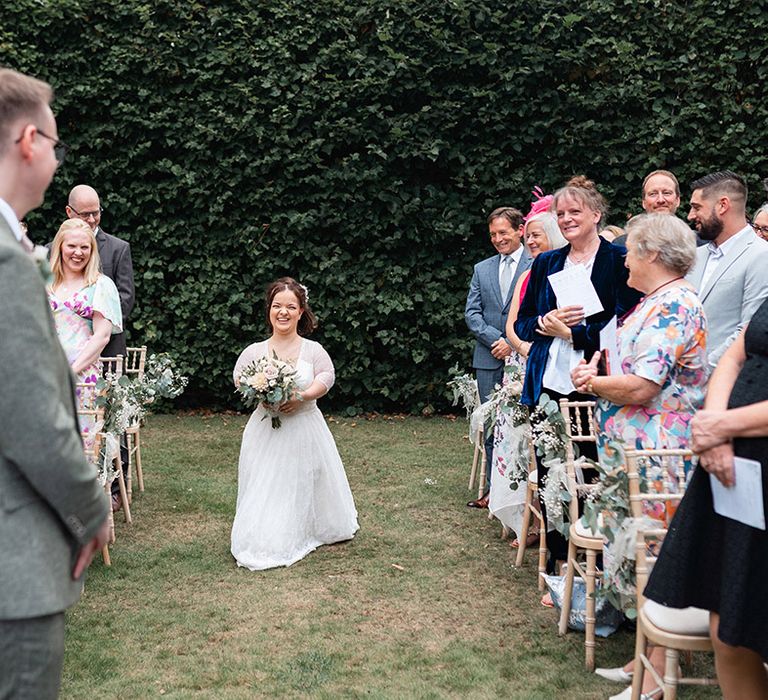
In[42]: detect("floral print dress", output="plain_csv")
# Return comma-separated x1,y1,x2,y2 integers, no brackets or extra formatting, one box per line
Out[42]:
595,285,708,605
48,275,122,459
596,285,708,465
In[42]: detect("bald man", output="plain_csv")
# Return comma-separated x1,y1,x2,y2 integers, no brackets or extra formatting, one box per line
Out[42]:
66,185,134,358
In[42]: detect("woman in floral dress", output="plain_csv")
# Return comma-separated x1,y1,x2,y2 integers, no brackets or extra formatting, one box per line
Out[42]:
47,220,122,486
571,214,708,699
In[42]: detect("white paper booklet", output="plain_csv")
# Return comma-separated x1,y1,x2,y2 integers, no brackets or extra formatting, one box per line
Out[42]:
709,457,765,530
547,265,604,317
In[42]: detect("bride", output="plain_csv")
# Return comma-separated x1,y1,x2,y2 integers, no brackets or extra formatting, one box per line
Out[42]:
230,277,359,570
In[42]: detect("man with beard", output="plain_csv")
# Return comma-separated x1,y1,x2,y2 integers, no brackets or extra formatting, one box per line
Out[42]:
688,170,768,365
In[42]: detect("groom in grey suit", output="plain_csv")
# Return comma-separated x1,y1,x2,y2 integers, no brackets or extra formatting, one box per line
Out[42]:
687,170,768,366
0,68,109,698
465,207,533,507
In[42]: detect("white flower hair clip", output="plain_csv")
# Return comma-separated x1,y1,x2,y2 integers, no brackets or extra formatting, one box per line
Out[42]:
299,283,309,302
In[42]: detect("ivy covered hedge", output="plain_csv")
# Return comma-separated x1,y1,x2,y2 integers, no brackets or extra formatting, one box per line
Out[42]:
2,0,766,413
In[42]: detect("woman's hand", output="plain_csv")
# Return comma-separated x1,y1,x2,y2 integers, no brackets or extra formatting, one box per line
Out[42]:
555,305,586,327
278,391,305,414
571,351,600,393
536,310,572,340
698,442,736,487
691,409,731,453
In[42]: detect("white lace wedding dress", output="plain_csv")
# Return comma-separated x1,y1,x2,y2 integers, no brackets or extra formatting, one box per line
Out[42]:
230,339,359,570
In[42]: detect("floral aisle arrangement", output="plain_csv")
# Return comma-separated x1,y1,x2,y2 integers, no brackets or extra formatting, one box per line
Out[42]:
94,352,188,484
446,370,479,421
532,392,596,537
486,362,530,489
583,443,692,616
235,352,298,429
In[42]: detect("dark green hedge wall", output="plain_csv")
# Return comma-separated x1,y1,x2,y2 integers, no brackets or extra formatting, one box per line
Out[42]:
2,0,766,413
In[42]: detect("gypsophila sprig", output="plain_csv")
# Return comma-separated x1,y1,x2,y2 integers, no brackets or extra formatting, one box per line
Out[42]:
235,351,298,429
530,392,568,462
446,369,479,421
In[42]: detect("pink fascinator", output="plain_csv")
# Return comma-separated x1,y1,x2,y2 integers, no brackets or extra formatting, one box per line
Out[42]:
524,185,553,221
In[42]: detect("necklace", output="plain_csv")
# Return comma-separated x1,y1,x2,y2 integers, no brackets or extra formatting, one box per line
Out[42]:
618,277,684,326
568,239,600,265
643,276,684,299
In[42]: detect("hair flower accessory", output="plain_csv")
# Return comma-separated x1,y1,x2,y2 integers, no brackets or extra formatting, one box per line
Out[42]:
524,185,554,221
299,283,309,302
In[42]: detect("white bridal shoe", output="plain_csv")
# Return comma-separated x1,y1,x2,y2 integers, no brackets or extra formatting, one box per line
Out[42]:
608,685,662,700
595,666,633,683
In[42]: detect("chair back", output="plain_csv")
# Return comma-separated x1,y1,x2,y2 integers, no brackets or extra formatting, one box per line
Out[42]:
625,448,693,609
558,399,597,521
125,346,147,381
74,382,105,464
100,354,124,378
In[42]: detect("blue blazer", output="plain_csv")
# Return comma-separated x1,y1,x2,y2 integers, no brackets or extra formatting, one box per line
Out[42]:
514,238,640,406
465,250,533,370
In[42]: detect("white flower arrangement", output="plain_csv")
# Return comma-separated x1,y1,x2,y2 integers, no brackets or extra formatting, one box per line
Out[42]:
235,352,298,429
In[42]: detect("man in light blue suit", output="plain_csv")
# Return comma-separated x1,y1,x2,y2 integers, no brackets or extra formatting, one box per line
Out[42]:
687,170,768,366
465,207,533,508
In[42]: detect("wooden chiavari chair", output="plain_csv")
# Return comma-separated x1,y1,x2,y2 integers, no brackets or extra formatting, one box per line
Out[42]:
514,440,547,590
626,448,717,700
556,398,603,671
124,346,147,494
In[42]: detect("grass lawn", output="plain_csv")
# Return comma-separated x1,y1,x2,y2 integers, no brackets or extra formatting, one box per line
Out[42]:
62,414,717,699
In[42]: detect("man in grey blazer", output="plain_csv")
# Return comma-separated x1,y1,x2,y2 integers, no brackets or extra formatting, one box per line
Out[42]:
465,206,533,507
0,68,109,698
687,170,768,365
66,184,135,358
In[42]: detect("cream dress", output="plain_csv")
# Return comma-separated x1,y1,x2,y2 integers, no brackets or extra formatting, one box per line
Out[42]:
230,339,359,570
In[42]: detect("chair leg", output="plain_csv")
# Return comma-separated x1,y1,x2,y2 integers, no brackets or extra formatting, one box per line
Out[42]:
584,548,597,671
134,429,144,492
631,625,647,700
125,435,132,505
663,648,679,700
108,506,115,544
515,486,533,567
536,503,547,591
478,447,487,500
558,539,577,635
469,438,480,490
101,543,111,566
115,454,132,524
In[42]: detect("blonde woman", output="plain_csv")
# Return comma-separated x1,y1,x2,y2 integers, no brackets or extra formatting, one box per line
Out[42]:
48,219,122,504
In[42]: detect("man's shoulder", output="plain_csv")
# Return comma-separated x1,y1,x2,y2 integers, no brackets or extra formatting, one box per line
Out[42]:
98,229,130,249
475,253,499,268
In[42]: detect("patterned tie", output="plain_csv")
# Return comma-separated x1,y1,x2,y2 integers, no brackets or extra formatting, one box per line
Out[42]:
500,255,513,301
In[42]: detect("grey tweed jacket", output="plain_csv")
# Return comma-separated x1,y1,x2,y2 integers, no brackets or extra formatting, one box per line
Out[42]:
0,217,108,620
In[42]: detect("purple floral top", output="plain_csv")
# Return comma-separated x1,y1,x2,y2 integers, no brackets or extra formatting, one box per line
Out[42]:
48,274,122,387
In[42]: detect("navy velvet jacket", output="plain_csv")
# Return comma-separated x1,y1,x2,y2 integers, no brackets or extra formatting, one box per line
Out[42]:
514,238,641,406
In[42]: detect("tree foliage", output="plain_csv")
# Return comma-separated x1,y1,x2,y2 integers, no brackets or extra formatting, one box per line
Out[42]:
2,0,766,413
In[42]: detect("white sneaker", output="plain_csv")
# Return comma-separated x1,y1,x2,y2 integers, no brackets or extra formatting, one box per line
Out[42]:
595,666,633,683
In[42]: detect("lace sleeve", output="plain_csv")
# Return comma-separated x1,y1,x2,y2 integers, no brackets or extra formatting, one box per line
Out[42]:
233,342,266,387
310,341,335,390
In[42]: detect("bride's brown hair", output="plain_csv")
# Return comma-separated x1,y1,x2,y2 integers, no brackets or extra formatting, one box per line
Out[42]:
265,277,318,336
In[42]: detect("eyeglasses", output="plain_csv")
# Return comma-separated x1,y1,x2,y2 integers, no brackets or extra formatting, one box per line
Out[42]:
68,204,103,220
14,127,69,165
753,224,768,238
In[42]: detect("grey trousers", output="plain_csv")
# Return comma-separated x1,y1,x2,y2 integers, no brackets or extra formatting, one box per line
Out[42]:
0,613,65,700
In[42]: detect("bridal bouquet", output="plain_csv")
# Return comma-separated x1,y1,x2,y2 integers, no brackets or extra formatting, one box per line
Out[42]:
235,353,298,429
